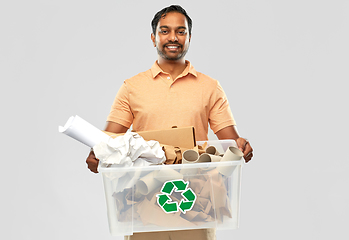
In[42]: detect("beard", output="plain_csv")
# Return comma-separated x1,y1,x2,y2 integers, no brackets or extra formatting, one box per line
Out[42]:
156,43,189,61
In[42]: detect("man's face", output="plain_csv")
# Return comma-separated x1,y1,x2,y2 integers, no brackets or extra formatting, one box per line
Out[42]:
151,12,191,61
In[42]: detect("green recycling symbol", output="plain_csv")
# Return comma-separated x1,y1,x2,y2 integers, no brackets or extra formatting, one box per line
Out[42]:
156,179,196,214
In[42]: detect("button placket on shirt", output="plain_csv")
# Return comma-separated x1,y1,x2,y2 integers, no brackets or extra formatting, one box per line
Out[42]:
165,75,174,89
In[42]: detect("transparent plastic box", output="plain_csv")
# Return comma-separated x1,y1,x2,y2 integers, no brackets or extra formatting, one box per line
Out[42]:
99,140,244,236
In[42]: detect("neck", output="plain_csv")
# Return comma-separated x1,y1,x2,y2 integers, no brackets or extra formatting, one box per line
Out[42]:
157,58,187,79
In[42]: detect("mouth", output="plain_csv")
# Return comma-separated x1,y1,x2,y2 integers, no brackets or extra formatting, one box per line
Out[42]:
165,44,181,51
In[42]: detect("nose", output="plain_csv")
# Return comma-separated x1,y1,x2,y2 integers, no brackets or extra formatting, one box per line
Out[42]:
169,31,178,42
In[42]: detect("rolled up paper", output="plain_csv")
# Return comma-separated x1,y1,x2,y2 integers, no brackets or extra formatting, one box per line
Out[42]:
59,115,110,148
182,149,199,164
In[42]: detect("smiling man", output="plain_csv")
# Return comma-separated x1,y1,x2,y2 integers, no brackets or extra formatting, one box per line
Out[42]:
152,11,191,63
86,5,253,240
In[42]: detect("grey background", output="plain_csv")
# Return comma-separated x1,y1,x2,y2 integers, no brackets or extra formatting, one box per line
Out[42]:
1,0,348,239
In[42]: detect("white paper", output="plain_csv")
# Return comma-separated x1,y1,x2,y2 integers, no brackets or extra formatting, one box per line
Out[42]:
93,132,166,166
59,115,110,148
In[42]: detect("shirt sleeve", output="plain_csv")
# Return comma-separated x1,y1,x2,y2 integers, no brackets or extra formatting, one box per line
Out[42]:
208,81,236,133
106,82,133,128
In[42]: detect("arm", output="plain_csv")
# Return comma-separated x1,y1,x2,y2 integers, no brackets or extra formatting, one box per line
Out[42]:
104,121,129,133
216,125,253,162
86,122,129,173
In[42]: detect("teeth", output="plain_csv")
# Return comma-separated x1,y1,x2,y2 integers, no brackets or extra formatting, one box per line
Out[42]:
167,46,178,49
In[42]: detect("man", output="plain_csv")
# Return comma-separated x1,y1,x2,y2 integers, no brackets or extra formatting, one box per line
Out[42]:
86,5,253,240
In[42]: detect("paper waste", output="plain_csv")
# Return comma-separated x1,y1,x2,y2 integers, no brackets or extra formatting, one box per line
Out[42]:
59,115,165,166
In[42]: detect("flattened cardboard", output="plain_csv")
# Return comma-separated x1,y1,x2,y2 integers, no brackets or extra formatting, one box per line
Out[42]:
104,126,196,149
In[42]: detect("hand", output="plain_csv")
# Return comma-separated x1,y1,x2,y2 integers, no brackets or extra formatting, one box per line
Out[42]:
236,138,253,163
86,150,99,173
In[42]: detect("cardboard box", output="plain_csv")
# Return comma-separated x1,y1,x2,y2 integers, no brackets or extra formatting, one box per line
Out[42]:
104,126,196,149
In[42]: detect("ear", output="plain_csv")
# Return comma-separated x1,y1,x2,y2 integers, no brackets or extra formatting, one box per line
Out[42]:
189,34,191,43
151,33,156,47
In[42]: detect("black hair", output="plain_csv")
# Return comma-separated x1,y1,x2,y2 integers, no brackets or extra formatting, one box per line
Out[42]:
151,5,192,36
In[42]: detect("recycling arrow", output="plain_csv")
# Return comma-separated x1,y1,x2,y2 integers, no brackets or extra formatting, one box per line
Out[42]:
157,194,170,206
163,202,178,213
156,179,196,214
161,181,175,194
173,180,188,191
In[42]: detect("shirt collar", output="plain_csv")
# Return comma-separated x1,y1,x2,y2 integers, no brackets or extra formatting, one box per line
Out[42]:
150,60,198,79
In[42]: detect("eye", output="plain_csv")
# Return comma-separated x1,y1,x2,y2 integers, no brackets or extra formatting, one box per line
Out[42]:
160,30,168,34
177,30,186,35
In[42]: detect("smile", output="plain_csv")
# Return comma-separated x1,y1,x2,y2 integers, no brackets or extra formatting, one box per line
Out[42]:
165,45,181,50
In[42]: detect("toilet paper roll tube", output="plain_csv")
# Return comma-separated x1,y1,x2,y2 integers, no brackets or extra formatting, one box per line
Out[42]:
182,150,199,164
198,153,222,171
200,153,222,162
153,168,184,182
221,146,243,162
217,146,243,176
135,171,162,195
205,146,221,156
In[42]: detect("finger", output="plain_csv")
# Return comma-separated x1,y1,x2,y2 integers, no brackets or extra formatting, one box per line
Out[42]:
244,152,253,163
245,151,253,159
243,140,249,149
243,143,252,155
244,153,253,163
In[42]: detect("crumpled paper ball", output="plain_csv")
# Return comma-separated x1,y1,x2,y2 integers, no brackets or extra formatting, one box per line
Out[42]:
93,132,166,167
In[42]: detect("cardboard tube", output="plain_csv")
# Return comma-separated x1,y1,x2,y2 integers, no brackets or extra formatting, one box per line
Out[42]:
197,153,212,163
217,146,243,176
182,149,199,164
206,146,221,156
179,166,198,176
135,171,162,195
200,153,222,162
154,168,183,182
221,146,243,162
197,153,223,171
217,165,237,177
